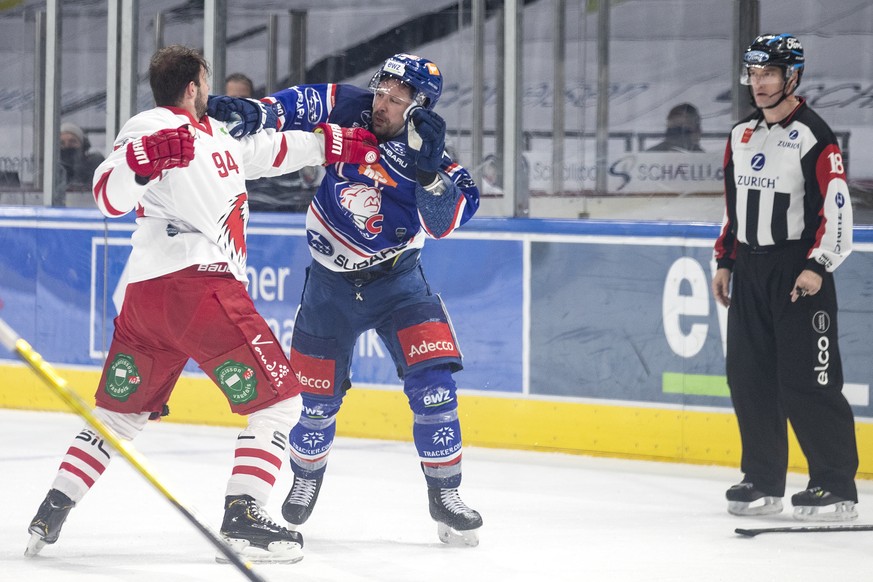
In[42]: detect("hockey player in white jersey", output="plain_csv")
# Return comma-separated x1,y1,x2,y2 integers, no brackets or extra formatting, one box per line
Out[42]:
25,45,379,564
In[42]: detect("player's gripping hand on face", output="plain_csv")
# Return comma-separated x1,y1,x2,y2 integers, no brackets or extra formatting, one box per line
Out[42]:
125,125,195,182
206,96,279,138
314,122,380,165
408,107,446,186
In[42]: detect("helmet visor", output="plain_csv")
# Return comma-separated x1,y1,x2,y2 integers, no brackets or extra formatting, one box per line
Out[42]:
740,64,791,86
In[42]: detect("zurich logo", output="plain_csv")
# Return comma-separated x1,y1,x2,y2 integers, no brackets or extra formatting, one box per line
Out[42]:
307,229,333,256
836,192,846,208
788,129,799,140
751,153,766,171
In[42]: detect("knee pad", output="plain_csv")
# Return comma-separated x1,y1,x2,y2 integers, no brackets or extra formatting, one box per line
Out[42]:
388,298,463,378
247,394,303,434
404,365,458,416
240,395,303,456
93,407,150,441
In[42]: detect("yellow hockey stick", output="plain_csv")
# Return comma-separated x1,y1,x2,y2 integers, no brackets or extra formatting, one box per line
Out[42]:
0,317,267,582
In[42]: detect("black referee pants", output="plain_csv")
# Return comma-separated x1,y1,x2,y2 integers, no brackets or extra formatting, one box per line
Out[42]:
726,242,858,501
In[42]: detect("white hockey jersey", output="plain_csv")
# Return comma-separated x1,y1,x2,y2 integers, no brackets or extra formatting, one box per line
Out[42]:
92,106,325,283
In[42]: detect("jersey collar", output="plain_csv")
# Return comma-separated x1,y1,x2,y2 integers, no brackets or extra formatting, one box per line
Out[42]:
162,106,213,135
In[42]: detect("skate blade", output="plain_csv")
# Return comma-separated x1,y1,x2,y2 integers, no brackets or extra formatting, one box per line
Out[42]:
216,538,304,564
793,501,858,523
728,498,783,516
437,522,480,547
24,532,47,558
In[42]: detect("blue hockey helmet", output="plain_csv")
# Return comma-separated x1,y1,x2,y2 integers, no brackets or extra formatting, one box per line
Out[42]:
741,33,804,87
367,53,443,109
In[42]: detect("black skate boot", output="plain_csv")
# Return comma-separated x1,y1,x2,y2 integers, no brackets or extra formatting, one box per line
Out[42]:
281,475,322,528
25,489,76,557
428,487,483,547
725,481,782,516
218,495,304,564
791,487,858,522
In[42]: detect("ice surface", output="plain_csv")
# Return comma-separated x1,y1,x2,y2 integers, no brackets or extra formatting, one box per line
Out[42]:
2,409,871,582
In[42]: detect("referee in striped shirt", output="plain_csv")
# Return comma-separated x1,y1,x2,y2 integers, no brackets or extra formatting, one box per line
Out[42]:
712,33,858,522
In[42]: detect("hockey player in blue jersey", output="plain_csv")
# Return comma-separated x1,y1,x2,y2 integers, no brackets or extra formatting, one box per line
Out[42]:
208,53,483,546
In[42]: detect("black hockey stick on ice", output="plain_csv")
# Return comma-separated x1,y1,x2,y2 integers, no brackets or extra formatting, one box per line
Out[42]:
736,524,873,537
0,316,268,582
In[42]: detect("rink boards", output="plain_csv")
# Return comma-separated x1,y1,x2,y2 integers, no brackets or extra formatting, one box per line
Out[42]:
1,207,872,476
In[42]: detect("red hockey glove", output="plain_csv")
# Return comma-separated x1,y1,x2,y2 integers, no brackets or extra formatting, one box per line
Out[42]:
315,123,379,166
125,126,195,180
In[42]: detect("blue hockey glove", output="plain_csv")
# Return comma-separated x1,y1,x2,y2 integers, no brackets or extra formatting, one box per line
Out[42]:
206,96,278,138
409,107,446,176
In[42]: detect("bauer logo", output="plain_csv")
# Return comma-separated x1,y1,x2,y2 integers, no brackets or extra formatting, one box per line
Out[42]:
812,310,831,334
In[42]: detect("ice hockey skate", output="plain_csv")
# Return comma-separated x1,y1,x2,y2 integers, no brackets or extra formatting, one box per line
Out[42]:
281,475,322,528
218,495,304,564
791,487,858,522
725,482,783,516
25,489,76,557
428,487,482,547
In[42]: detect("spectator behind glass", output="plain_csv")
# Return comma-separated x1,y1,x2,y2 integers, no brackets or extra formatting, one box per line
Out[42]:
59,122,104,188
647,103,703,152
225,73,254,98
224,72,322,212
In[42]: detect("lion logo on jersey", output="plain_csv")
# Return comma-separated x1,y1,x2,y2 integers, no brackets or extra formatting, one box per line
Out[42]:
338,183,383,238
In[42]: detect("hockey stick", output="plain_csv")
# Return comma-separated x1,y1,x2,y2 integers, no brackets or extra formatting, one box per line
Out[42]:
0,317,268,582
736,524,873,537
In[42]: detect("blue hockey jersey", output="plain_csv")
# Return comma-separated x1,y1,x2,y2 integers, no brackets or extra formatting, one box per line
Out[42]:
263,84,480,272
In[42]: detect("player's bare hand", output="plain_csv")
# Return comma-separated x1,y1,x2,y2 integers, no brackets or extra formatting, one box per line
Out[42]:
790,269,823,303
712,268,732,308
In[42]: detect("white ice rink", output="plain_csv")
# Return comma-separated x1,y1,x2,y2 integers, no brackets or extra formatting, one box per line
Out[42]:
2,408,872,582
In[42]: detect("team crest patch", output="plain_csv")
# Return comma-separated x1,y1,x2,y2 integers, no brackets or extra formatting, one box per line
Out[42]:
214,360,258,405
105,353,142,402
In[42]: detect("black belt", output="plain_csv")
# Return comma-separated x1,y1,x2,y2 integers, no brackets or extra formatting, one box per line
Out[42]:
740,240,810,255
340,249,419,285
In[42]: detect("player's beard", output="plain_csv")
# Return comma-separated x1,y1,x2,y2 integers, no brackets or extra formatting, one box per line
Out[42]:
194,85,207,119
371,114,403,141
